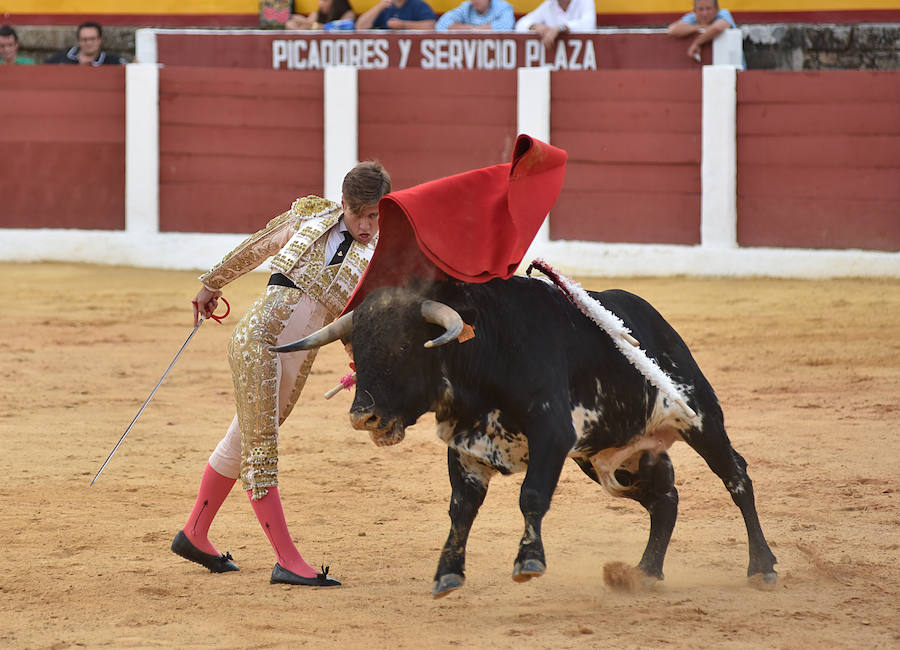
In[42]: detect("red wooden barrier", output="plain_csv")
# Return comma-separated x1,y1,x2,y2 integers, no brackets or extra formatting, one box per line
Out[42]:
158,67,325,233
0,66,125,230
736,71,900,252
3,65,898,255
357,69,518,190
550,69,702,245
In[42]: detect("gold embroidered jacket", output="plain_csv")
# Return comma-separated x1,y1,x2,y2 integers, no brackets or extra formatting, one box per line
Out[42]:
199,196,377,318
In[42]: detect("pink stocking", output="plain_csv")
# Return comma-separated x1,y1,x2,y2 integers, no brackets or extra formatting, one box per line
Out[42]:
248,487,317,578
182,463,236,556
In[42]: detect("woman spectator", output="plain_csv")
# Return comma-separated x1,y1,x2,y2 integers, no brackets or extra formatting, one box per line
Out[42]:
286,0,356,30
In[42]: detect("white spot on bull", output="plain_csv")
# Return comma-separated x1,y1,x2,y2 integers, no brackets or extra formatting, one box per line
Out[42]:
727,479,746,494
570,404,602,439
647,384,702,433
440,409,529,474
457,450,496,486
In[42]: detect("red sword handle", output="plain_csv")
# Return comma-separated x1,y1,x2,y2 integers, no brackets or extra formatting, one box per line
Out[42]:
192,296,231,324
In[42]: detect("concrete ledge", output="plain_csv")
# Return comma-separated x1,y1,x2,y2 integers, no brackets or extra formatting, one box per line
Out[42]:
530,240,900,279
15,25,137,62
2,229,897,279
742,23,900,69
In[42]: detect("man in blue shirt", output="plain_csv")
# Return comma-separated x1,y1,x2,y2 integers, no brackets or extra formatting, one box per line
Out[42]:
667,0,737,63
435,0,515,31
355,0,437,30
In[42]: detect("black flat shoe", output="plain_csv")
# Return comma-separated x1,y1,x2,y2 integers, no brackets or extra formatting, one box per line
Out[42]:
270,563,341,586
171,530,239,573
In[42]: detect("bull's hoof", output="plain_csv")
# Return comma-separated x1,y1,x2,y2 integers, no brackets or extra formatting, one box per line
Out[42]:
432,573,465,599
748,571,778,590
512,558,546,582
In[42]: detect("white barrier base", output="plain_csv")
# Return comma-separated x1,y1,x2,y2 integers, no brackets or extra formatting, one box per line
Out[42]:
1,229,897,279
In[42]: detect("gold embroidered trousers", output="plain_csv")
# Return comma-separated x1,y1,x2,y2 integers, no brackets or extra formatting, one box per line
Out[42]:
210,284,332,500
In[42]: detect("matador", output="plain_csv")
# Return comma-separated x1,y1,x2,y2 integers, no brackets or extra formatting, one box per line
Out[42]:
171,161,391,586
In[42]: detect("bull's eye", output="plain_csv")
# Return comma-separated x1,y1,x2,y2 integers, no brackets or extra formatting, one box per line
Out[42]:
399,343,410,353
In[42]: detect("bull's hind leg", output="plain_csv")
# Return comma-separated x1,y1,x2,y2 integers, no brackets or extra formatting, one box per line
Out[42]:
685,422,778,583
628,452,678,580
576,452,678,583
433,448,494,599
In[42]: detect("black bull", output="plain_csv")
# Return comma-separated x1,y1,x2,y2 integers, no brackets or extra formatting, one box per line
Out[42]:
274,276,778,597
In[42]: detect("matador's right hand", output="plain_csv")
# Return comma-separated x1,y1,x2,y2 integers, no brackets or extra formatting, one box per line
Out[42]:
193,286,223,326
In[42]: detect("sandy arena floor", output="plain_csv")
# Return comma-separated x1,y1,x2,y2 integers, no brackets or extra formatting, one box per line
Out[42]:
0,262,898,649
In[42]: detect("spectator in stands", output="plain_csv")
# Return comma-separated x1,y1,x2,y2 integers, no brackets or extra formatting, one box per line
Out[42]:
435,0,515,31
355,0,437,30
514,0,596,48
667,0,737,63
286,0,356,30
260,0,295,27
0,25,35,65
46,21,125,66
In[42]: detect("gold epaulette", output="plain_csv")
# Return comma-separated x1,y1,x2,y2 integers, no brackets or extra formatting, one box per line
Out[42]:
291,196,339,220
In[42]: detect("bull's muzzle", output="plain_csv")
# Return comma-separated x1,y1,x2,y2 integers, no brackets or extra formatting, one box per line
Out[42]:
349,408,406,447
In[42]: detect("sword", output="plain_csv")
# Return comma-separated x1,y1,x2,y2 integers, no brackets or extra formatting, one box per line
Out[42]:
90,297,230,486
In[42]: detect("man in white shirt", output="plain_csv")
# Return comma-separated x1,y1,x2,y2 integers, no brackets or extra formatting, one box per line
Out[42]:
515,0,596,48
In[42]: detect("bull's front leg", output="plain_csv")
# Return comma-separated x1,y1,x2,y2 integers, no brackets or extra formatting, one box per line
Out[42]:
513,422,574,582
433,448,494,599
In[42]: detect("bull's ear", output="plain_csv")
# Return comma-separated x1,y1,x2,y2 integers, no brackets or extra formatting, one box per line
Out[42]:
456,306,477,328
427,287,477,341
433,287,478,326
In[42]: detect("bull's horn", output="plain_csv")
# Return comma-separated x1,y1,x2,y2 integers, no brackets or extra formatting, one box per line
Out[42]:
421,300,464,348
270,311,353,353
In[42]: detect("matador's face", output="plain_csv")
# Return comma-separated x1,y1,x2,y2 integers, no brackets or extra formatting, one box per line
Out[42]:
342,201,379,245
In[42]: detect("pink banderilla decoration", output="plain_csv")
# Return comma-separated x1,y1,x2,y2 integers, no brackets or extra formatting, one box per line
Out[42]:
324,372,357,399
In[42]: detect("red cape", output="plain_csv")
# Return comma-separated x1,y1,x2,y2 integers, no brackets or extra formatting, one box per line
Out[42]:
345,134,567,312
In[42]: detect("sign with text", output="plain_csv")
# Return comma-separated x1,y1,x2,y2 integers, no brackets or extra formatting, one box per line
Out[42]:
152,31,707,70
272,36,600,70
